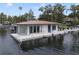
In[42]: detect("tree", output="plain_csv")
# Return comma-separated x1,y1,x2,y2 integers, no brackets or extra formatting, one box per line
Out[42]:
38,4,65,23
39,4,54,21
53,3,65,23
19,6,22,11
27,9,35,20
70,5,77,18
12,16,18,23
7,16,12,24
75,5,79,19
68,4,79,25
18,6,23,22
0,13,7,24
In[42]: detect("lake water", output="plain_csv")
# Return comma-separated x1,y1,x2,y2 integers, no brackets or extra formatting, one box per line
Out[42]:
0,28,79,55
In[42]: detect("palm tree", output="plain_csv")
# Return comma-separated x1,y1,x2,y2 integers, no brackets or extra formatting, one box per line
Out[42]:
18,6,23,22
19,6,22,10
39,6,45,13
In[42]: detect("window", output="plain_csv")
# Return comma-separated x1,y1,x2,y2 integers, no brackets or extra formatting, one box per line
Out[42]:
37,26,39,33
34,26,36,33
29,26,32,33
29,25,40,34
52,26,56,30
48,25,51,32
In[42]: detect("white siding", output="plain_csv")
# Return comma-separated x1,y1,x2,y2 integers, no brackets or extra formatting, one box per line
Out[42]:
17,25,28,35
56,25,58,31
17,24,59,35
39,25,42,33
17,25,20,34
41,25,48,33
27,25,29,35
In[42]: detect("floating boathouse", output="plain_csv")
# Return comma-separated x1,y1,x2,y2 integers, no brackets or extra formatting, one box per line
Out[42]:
11,20,79,43
11,20,60,42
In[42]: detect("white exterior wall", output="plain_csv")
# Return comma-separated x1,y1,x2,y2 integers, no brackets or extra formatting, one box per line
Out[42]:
27,25,29,35
17,25,20,34
39,25,42,33
17,24,59,35
56,25,58,31
51,25,52,32
17,25,28,35
41,25,48,33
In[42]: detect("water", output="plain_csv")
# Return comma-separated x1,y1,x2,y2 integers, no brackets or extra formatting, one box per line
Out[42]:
63,34,74,54
0,27,79,55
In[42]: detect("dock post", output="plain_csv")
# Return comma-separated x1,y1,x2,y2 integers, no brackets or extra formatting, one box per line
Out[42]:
52,36,56,47
47,37,51,46
50,36,53,45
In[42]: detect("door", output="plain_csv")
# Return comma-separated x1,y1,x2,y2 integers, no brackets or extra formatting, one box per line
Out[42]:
48,25,51,33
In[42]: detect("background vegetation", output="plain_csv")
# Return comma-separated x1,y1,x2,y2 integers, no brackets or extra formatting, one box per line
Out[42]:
0,4,79,26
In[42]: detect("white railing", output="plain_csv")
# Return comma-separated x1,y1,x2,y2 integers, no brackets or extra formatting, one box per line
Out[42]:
52,26,79,35
59,26,79,32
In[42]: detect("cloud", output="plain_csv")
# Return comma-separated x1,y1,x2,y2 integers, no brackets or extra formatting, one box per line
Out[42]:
6,3,13,6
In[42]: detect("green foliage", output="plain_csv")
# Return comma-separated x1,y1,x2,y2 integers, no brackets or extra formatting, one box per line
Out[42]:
0,13,7,24
38,3,65,23
0,9,35,24
0,4,79,27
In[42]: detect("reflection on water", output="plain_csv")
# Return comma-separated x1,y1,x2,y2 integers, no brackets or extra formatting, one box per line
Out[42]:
0,28,79,55
63,34,74,54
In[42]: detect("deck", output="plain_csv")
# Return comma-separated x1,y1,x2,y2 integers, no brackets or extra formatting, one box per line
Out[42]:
11,33,53,42
11,27,79,42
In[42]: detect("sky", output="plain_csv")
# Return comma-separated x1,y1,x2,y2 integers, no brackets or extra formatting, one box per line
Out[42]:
0,3,79,18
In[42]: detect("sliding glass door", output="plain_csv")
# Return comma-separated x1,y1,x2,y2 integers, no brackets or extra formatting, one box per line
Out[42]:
48,25,51,33
29,25,40,34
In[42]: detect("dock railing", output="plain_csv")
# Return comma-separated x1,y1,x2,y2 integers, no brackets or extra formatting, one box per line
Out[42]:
52,26,79,35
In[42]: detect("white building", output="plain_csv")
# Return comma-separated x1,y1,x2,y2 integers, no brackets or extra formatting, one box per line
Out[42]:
11,20,79,42
16,20,59,35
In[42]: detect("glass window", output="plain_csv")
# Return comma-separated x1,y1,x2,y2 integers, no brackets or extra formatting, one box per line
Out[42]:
52,26,56,30
34,26,36,33
48,25,51,32
29,25,40,34
37,26,39,33
29,26,32,33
